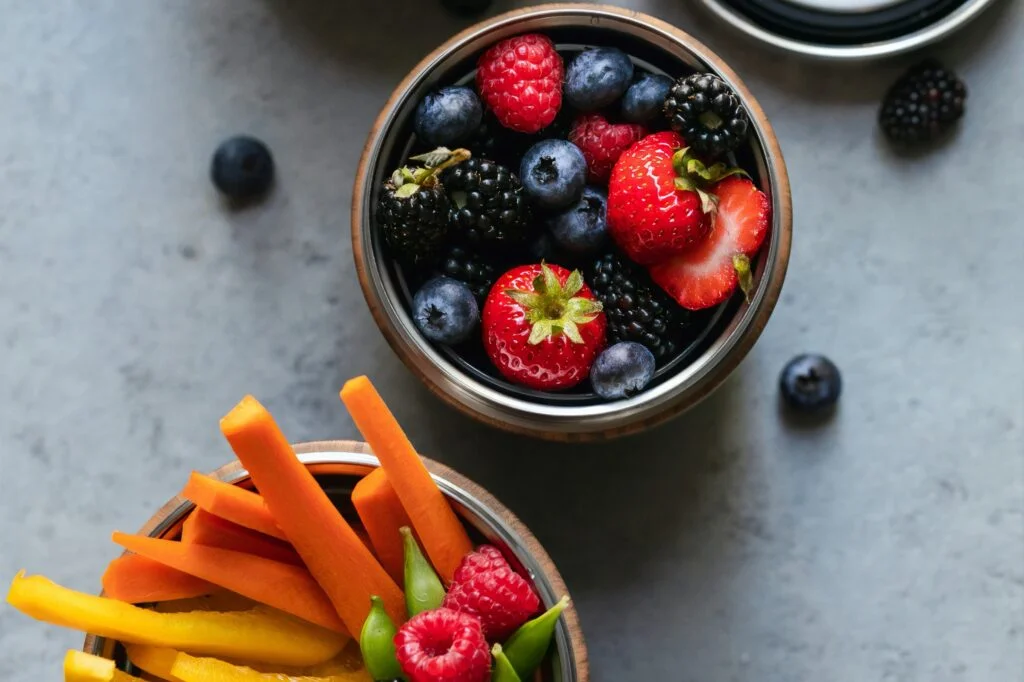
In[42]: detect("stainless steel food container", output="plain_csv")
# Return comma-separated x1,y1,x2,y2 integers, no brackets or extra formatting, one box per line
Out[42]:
695,0,1001,60
83,442,589,682
353,4,792,441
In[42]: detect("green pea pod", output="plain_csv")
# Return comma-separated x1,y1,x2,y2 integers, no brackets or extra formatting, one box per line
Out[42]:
491,643,523,682
503,595,570,679
401,526,445,617
360,595,404,681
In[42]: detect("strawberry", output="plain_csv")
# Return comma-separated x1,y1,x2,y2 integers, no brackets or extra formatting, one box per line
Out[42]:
649,176,770,311
568,113,646,184
607,131,744,266
482,263,606,391
476,34,563,134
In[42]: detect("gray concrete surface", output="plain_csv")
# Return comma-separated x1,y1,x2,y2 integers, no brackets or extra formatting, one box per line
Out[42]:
1,1,1022,680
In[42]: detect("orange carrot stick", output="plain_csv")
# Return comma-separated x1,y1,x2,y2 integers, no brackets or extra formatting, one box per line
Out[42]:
340,377,473,584
182,508,303,566
102,554,215,603
219,396,405,634
181,472,287,541
111,532,347,634
351,468,413,583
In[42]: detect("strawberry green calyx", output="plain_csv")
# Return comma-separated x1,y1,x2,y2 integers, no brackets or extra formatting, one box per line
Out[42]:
504,263,603,345
389,147,471,198
733,254,754,302
671,147,747,214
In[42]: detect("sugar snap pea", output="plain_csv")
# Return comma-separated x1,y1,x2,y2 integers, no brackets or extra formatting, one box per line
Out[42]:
359,595,404,681
401,526,445,617
503,595,570,679
491,643,522,682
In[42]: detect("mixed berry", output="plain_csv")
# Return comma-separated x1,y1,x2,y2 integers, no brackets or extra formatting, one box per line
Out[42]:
376,33,773,400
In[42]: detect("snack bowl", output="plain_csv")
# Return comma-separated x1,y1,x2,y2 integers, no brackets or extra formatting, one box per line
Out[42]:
352,3,792,440
83,441,588,682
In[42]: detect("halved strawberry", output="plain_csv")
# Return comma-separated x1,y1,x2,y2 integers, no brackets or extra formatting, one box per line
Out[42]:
648,176,770,311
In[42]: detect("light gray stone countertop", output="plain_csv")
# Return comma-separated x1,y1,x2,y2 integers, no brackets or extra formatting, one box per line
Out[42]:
1,1,1021,680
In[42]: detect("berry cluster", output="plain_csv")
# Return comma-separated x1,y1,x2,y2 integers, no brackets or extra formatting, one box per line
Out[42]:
376,33,771,400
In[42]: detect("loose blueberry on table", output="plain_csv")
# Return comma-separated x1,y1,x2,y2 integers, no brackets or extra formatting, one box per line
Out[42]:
211,135,275,201
375,31,772,401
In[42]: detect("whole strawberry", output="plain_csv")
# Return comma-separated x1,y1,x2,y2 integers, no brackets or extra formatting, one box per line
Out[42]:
482,263,606,391
395,607,491,682
569,113,646,184
444,565,541,641
477,34,563,134
607,131,742,265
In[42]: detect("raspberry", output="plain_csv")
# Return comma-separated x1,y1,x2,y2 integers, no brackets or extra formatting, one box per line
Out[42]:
476,34,563,134
394,608,491,682
569,114,646,184
442,566,540,641
452,545,510,585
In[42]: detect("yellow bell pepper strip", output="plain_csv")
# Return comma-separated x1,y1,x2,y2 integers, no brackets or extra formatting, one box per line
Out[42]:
124,643,178,680
126,645,373,682
63,650,145,682
6,572,346,667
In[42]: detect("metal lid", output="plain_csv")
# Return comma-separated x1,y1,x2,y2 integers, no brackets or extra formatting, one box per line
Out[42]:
697,0,1001,59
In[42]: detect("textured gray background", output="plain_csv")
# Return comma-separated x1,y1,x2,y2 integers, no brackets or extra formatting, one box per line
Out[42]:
1,1,1022,680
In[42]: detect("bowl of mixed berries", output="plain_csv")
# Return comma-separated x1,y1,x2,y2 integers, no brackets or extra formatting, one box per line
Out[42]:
353,4,792,440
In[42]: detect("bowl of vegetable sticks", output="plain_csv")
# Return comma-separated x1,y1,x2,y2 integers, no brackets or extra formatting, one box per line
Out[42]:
5,376,587,682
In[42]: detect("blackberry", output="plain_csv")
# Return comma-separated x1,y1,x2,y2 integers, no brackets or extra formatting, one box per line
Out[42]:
879,59,966,145
664,73,749,158
589,252,689,365
442,158,534,249
377,148,470,267
438,245,498,305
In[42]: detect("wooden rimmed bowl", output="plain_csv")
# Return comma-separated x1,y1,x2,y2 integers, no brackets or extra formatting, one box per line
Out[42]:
352,3,792,441
83,442,589,682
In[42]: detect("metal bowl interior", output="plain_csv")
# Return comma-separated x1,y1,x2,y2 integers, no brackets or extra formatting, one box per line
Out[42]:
353,4,792,439
83,444,588,682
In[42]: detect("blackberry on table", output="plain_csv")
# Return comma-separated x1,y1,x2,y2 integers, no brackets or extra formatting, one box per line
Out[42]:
879,59,966,145
442,158,534,250
589,252,690,365
663,73,749,158
438,245,498,305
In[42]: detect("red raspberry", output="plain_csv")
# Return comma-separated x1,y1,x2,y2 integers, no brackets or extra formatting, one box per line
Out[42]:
394,608,491,682
476,34,563,134
452,545,510,585
569,113,647,184
442,566,541,641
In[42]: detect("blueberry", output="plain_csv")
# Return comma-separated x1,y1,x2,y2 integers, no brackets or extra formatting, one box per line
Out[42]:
414,86,483,148
590,342,656,399
412,277,479,345
564,47,634,112
547,186,608,255
211,136,274,200
520,139,587,210
779,354,842,412
621,74,673,124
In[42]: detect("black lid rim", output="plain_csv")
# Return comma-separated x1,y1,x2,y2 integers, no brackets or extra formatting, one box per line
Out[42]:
697,0,1000,58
